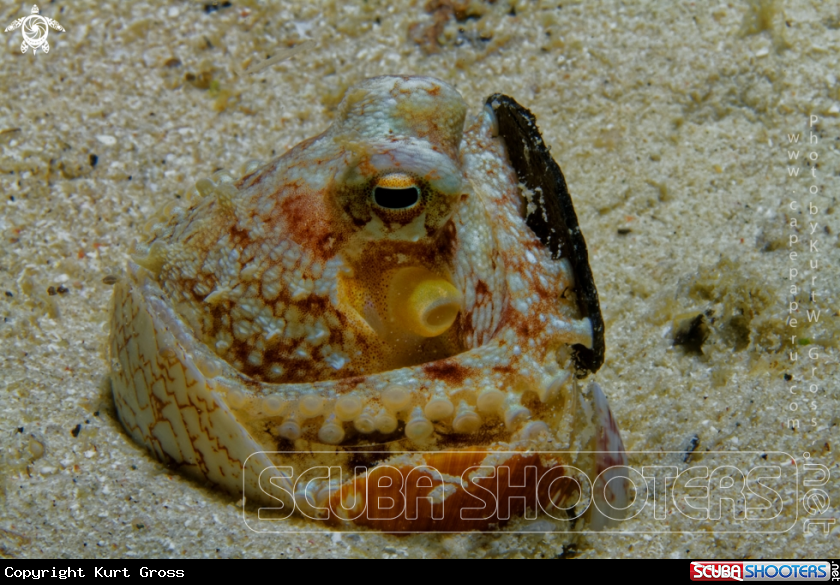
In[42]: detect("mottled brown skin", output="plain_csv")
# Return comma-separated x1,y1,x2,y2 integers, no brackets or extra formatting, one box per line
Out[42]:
145,78,477,384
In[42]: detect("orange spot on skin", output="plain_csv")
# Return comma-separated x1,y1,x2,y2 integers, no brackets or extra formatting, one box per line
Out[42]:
279,190,339,259
423,359,469,385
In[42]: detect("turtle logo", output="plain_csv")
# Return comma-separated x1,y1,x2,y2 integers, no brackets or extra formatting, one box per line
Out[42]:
5,5,65,54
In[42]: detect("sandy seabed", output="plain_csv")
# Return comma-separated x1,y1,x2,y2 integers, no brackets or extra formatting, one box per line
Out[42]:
0,0,838,559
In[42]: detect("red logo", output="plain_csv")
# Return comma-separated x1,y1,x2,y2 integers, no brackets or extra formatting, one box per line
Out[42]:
691,562,744,582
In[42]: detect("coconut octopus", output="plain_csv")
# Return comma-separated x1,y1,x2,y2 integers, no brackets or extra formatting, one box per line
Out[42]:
109,75,627,532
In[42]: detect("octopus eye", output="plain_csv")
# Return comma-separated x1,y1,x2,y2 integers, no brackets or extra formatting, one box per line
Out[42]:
372,173,420,210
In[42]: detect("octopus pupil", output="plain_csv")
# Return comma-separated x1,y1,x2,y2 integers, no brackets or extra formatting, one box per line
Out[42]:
373,186,420,209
